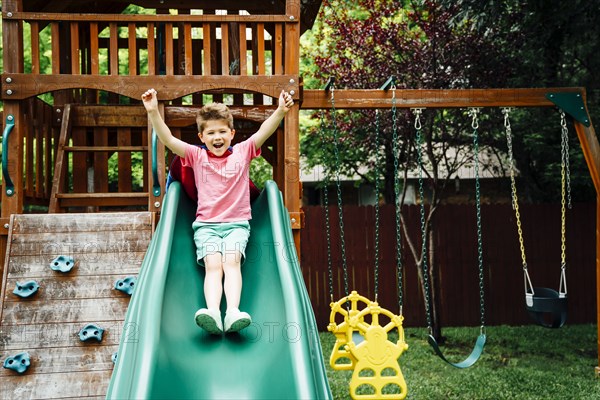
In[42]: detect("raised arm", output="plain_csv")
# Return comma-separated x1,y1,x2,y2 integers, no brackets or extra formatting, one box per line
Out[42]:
250,90,294,150
141,89,187,157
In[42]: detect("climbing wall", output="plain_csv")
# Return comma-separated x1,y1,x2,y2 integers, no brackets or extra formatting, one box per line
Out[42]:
0,212,154,399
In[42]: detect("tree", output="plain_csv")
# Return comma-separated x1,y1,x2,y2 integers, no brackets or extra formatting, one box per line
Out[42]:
439,0,598,202
300,0,520,340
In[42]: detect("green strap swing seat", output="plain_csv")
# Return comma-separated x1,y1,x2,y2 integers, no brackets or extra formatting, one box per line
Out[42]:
413,107,487,369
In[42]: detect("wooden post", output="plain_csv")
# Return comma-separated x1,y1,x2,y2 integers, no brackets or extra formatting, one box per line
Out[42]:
572,120,600,376
1,0,24,288
284,0,302,254
2,0,24,219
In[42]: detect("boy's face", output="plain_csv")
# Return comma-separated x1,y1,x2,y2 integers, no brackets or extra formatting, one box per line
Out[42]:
198,119,235,157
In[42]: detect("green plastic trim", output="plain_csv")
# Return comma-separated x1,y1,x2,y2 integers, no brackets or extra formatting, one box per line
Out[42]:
151,130,161,197
2,114,15,196
107,181,332,399
546,92,591,127
379,75,397,90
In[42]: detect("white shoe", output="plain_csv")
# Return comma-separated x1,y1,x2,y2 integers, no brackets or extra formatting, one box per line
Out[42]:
194,308,223,334
224,309,252,333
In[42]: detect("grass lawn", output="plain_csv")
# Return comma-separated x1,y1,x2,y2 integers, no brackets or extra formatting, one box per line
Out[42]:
319,324,600,399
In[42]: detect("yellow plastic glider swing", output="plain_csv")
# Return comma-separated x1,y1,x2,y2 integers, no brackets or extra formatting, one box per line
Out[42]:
323,79,408,399
328,291,408,400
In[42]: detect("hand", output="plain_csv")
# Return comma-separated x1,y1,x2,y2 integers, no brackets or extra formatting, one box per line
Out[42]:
278,90,294,113
141,88,158,112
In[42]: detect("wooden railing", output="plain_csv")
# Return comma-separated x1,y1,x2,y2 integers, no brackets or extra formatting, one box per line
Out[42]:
2,11,300,101
0,97,57,205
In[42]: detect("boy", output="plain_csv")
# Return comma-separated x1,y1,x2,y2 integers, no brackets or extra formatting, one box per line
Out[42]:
141,88,294,334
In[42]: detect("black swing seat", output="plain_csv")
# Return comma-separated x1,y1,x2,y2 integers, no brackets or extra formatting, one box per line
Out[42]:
525,287,567,328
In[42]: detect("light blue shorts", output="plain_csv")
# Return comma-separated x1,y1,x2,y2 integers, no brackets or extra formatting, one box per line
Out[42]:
192,221,251,266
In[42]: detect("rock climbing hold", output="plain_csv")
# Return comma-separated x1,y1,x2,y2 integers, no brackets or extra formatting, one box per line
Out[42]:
3,352,31,374
13,280,40,298
49,255,75,273
114,276,137,295
78,324,105,342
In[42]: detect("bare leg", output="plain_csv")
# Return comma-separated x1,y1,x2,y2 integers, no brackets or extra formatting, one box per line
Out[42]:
203,252,224,310
222,250,243,311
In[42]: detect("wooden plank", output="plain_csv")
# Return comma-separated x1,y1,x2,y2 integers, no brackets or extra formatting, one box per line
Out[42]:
1,321,125,350
71,126,88,194
90,22,99,75
128,23,137,75
165,23,174,75
64,146,147,152
56,105,148,128
184,23,193,75
117,128,133,192
6,253,145,279
301,88,585,109
30,21,40,74
4,275,137,302
25,100,34,195
165,105,275,126
9,230,152,255
221,23,229,75
147,22,155,75
2,74,301,100
51,22,60,74
10,212,152,234
203,23,211,75
35,101,45,198
12,12,296,23
574,122,600,194
109,23,118,75
257,23,265,75
0,370,113,399
1,297,130,325
239,23,247,76
49,104,72,213
93,127,109,193
0,345,119,377
274,23,283,75
70,22,80,74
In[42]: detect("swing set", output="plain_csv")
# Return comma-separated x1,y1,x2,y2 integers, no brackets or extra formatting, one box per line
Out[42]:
307,81,599,398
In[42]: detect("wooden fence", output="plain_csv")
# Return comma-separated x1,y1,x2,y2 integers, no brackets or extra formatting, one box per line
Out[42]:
300,203,596,330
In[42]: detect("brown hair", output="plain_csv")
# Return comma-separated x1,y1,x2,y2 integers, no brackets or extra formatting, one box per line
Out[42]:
196,102,234,132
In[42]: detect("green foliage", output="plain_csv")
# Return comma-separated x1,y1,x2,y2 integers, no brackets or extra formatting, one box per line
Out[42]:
249,156,273,189
321,324,600,399
300,0,518,204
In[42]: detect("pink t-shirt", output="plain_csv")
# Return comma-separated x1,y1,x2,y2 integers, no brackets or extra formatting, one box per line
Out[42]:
181,139,261,222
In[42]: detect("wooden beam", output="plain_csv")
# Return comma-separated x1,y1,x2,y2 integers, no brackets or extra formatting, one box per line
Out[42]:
8,12,298,23
165,105,277,127
2,73,301,101
301,87,585,109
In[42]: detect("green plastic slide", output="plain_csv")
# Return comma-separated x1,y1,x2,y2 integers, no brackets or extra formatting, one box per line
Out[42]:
106,181,332,399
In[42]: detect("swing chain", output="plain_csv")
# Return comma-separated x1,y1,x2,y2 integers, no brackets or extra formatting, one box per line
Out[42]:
559,111,570,296
415,115,433,329
330,83,350,298
502,108,528,271
560,111,572,209
374,109,381,302
318,108,335,302
470,108,486,328
391,89,404,312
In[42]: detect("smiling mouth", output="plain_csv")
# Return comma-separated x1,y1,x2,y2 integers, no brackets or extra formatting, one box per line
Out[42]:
213,143,224,149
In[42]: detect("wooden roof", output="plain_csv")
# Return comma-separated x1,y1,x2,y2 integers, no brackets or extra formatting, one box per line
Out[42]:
21,0,323,33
